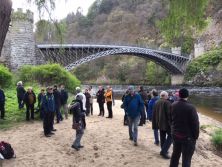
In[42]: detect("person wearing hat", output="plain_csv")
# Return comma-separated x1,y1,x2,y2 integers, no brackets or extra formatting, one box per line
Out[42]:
170,88,199,167
123,86,144,146
152,91,172,159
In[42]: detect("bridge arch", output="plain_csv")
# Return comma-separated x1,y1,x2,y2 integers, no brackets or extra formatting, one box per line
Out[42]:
37,44,190,75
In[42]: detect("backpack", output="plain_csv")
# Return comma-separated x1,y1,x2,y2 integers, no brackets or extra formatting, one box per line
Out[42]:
0,141,15,159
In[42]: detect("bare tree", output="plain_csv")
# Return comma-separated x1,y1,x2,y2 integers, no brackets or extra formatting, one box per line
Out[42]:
0,0,12,56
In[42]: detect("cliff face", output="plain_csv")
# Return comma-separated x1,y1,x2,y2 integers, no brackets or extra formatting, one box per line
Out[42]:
198,1,222,51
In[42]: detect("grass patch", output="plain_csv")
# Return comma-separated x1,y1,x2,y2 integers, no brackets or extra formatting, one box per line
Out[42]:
0,85,41,130
212,128,222,151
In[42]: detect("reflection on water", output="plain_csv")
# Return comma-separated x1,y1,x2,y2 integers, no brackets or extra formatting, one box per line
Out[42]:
190,95,222,122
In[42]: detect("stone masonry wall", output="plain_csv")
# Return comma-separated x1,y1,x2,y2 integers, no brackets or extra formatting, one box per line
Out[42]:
1,9,36,71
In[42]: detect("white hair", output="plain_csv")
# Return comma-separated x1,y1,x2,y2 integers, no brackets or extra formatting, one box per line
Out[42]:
17,81,23,86
160,91,168,99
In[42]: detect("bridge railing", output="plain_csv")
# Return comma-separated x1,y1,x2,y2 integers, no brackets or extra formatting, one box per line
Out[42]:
37,41,190,58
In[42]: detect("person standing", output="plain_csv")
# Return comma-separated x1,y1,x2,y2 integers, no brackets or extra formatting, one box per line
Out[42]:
53,85,63,123
70,95,85,151
152,91,172,159
76,87,86,128
138,86,148,126
170,88,199,167
88,86,94,115
23,87,36,121
16,81,26,109
123,86,144,146
37,88,45,119
122,90,129,125
148,89,159,145
104,86,113,118
42,87,56,137
60,84,69,119
96,86,105,116
0,88,5,120
84,88,91,116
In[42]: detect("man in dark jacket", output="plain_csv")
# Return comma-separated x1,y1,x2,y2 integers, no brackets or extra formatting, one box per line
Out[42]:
123,86,144,146
23,87,36,121
42,87,56,137
16,81,26,109
170,88,199,167
0,88,5,119
60,84,69,119
37,88,45,119
96,86,105,116
152,91,172,159
53,85,63,123
84,88,91,116
138,86,148,125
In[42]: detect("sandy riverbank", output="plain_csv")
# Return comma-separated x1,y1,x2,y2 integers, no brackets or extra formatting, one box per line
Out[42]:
0,100,222,167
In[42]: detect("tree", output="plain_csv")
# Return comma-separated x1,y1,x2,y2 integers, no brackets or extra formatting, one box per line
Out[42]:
157,0,209,48
0,0,56,56
0,0,12,56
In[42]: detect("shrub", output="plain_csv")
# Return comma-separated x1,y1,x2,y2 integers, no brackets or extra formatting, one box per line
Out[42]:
212,129,222,150
18,64,80,91
0,65,13,88
185,48,222,80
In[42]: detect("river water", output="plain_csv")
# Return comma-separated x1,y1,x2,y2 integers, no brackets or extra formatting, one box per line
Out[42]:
83,85,222,122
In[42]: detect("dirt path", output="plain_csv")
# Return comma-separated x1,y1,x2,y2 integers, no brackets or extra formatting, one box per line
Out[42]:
1,100,222,167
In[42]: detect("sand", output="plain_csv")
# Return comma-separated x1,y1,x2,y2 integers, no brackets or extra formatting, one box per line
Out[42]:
1,100,222,167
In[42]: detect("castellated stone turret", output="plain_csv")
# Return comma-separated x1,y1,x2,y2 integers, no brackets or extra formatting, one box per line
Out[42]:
1,8,36,71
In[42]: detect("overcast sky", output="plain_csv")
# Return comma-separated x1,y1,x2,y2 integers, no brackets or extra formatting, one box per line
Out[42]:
12,0,96,22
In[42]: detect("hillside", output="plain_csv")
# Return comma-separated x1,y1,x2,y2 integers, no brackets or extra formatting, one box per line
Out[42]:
35,0,222,85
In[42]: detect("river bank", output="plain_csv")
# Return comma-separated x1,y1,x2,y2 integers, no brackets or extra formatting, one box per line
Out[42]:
1,100,222,167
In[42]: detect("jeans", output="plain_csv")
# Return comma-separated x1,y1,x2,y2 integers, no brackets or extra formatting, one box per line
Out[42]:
61,104,68,119
0,102,5,119
26,104,34,120
160,130,172,155
170,137,196,167
73,124,84,147
153,129,159,144
128,115,141,142
107,101,113,118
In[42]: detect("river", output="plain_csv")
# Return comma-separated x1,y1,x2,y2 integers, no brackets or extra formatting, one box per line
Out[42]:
83,85,222,122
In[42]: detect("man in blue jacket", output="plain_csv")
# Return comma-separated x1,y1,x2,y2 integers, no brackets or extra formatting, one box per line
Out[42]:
42,87,56,137
123,86,144,146
0,88,5,119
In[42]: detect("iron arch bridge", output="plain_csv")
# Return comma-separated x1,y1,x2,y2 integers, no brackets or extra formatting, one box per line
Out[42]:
37,44,190,74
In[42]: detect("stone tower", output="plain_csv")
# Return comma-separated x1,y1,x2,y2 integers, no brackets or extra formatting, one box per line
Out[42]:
1,8,36,71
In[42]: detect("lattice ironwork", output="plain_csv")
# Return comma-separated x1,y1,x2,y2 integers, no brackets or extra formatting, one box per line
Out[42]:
37,44,190,74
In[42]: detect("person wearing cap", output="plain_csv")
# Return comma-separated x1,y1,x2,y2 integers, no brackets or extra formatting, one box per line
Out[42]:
152,91,172,159
42,87,56,137
123,86,144,146
70,95,85,151
75,87,86,128
23,87,36,121
170,88,199,167
16,81,26,109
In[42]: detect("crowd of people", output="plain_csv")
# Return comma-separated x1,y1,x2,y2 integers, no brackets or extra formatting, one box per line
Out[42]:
122,86,199,167
0,82,200,167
